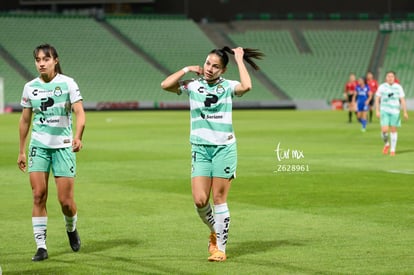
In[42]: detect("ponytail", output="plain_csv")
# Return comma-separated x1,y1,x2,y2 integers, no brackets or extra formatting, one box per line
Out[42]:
211,46,264,71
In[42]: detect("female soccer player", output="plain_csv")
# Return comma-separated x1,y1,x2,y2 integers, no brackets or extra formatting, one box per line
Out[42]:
375,71,408,156
17,44,85,261
352,76,372,132
161,46,263,261
366,71,378,122
344,73,357,123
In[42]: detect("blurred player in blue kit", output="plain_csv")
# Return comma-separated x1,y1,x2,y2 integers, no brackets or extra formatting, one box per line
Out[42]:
352,76,372,132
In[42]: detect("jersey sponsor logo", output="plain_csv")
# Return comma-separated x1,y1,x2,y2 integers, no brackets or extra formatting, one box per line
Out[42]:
206,114,223,119
200,111,223,120
39,117,60,124
32,89,53,96
204,94,219,107
40,97,55,111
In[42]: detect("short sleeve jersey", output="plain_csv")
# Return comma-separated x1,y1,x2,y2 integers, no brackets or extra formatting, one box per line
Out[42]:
20,74,83,149
179,77,240,145
355,84,370,103
367,79,378,93
345,81,357,95
376,82,405,115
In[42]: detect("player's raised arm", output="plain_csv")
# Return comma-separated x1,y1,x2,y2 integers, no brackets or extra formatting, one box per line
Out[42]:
161,65,203,94
217,47,264,97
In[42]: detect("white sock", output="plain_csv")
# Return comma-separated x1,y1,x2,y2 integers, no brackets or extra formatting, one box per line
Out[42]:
32,217,47,250
390,132,398,152
381,132,389,144
196,203,215,232
64,213,78,232
214,203,230,253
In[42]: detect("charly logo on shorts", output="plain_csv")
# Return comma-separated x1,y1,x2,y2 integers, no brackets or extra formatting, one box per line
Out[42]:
29,157,33,168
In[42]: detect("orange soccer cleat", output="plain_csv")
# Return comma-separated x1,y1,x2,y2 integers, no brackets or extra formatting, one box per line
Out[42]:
208,232,218,255
208,250,227,262
382,144,390,155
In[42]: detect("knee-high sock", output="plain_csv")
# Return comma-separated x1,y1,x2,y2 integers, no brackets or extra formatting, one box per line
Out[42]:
196,203,215,232
361,119,367,129
32,217,47,250
390,132,398,152
382,132,389,145
214,203,230,253
64,213,78,232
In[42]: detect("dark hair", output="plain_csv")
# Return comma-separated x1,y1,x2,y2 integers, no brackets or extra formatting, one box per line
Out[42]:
33,44,62,74
210,46,264,71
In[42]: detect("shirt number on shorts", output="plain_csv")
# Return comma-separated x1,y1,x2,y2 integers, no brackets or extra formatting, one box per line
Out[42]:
30,147,37,157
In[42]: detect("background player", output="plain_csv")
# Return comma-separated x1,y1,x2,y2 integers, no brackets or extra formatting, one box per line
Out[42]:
375,71,408,156
352,76,372,132
366,71,378,122
344,73,357,123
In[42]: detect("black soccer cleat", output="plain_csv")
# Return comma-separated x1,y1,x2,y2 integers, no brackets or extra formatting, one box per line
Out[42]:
32,248,48,261
67,229,81,252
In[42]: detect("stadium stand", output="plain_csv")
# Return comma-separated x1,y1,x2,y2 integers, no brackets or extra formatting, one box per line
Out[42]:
380,32,414,97
227,27,377,100
0,14,174,105
106,16,278,101
0,15,412,109
0,56,27,104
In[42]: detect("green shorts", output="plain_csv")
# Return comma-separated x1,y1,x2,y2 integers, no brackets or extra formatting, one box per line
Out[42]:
191,143,237,179
28,146,76,177
380,112,401,127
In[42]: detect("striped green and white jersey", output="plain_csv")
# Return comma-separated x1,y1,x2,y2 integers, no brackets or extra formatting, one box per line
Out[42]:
20,74,83,149
376,82,405,114
179,77,240,145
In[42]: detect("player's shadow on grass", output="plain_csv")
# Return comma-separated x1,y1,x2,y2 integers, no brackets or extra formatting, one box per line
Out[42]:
395,149,414,154
230,239,305,258
81,238,142,253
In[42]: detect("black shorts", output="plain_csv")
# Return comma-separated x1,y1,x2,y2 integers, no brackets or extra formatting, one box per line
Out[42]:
368,97,374,106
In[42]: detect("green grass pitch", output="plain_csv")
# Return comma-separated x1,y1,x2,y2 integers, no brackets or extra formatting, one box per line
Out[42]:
0,110,413,274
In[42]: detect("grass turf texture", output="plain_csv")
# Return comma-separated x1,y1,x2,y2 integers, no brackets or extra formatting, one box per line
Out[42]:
0,110,413,274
